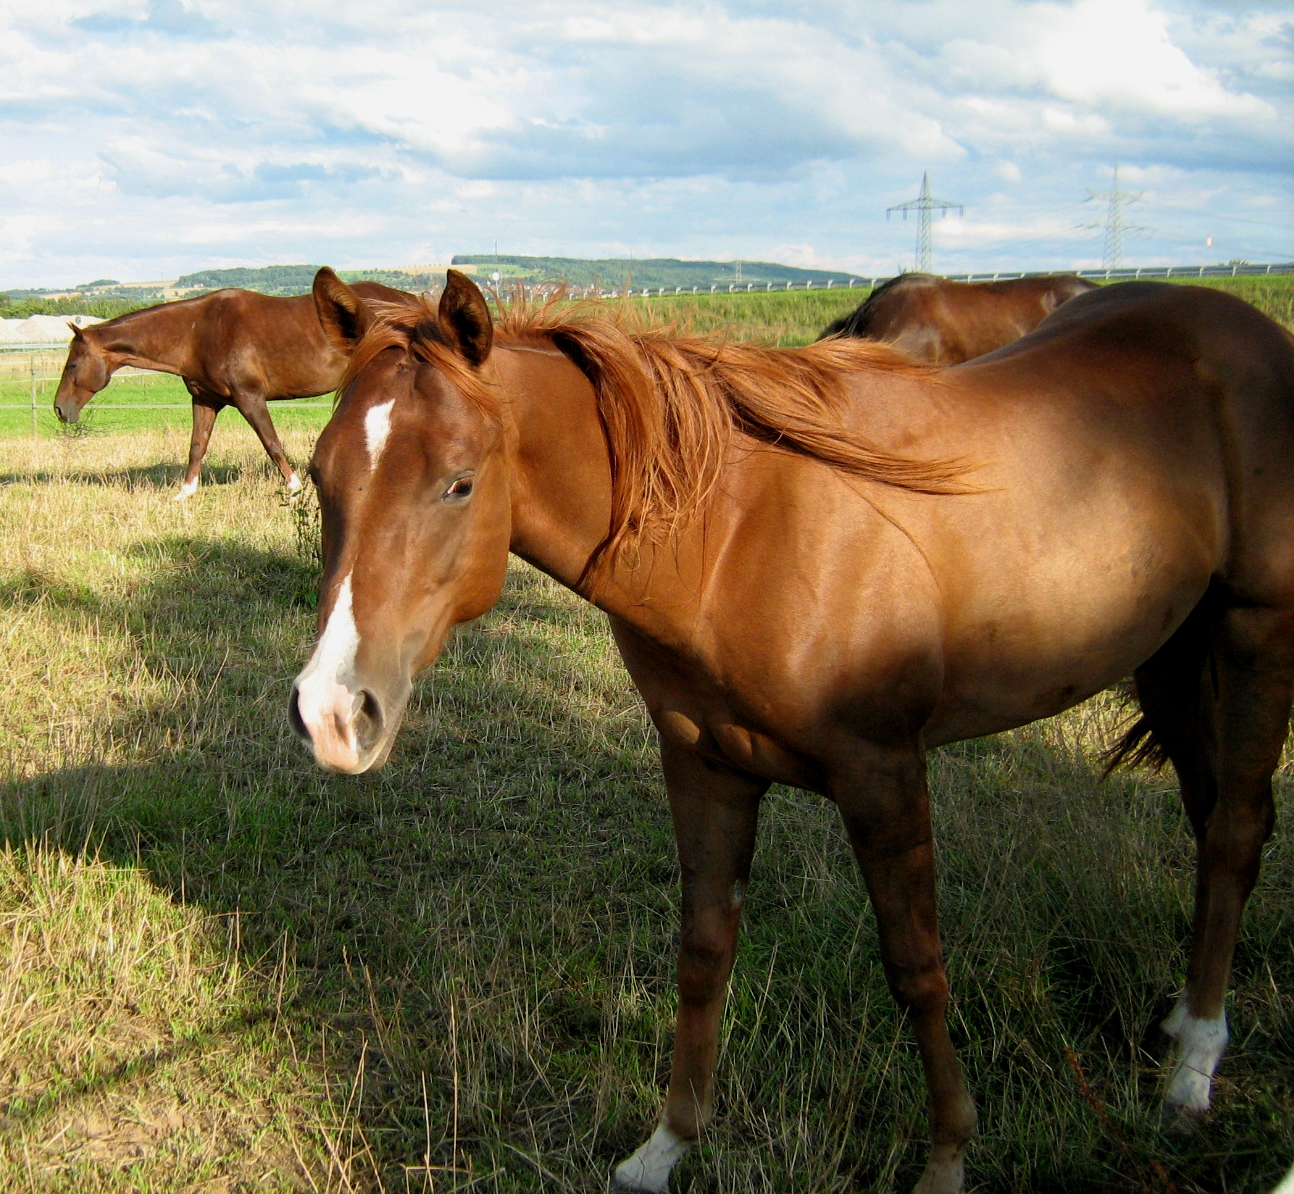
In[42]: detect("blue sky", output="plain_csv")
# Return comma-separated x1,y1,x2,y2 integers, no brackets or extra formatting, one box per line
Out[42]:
0,0,1289,286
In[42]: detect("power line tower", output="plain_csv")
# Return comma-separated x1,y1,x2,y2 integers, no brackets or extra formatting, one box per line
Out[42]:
1085,166,1146,271
887,171,963,274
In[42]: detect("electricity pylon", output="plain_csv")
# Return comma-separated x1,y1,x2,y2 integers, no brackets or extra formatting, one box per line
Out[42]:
887,172,964,274
1084,166,1146,271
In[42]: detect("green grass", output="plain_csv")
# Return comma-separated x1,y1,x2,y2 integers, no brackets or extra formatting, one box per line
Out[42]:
0,370,335,440
0,282,1291,1191
0,431,1291,1192
2,275,1288,444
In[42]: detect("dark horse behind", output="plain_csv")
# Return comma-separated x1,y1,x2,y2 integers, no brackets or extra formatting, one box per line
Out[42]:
821,272,1098,363
291,272,1293,1193
53,268,412,499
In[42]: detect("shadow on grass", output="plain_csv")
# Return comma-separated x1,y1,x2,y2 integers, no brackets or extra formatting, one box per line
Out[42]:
0,462,249,490
1,536,1291,1192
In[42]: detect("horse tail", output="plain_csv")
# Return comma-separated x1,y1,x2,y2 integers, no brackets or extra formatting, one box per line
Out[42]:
1101,709,1171,778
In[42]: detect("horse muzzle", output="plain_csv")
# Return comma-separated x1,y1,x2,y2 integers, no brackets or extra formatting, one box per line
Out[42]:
288,671,404,774
54,394,82,424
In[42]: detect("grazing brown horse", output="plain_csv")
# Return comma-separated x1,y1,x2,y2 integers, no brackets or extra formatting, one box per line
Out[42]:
821,272,1098,362
53,269,412,499
290,272,1294,1193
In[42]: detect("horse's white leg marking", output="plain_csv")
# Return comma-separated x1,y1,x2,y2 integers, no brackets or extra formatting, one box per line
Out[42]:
1163,995,1228,1113
613,1122,690,1193
364,399,395,468
174,476,199,501
293,572,363,772
286,471,302,492
912,1141,967,1194
1272,1161,1294,1194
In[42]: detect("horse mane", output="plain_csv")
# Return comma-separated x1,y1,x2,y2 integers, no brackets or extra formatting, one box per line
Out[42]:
343,294,967,582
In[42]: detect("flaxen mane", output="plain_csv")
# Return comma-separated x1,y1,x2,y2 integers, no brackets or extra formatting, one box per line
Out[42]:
344,295,967,578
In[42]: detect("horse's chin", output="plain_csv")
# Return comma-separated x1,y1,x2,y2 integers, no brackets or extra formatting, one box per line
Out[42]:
307,723,400,775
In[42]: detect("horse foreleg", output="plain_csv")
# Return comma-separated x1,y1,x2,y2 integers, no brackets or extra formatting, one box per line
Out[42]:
835,744,976,1194
176,400,219,500
236,394,300,490
614,742,766,1193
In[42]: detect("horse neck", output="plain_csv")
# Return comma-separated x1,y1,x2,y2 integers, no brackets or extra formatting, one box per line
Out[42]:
90,303,196,375
496,341,616,596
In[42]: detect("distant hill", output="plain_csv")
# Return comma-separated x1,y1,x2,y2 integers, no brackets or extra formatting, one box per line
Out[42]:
174,265,439,296
451,255,863,290
175,264,324,294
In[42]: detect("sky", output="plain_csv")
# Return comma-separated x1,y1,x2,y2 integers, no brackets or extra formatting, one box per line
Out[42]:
0,0,1290,286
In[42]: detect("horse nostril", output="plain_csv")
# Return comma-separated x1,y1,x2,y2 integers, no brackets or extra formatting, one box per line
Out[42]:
353,689,385,753
288,684,309,741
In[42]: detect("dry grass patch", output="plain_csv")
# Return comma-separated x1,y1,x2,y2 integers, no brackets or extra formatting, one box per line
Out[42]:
0,426,1290,1192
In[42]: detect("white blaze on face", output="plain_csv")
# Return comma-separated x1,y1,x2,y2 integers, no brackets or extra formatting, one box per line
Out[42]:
364,399,396,468
1163,996,1228,1113
293,572,363,772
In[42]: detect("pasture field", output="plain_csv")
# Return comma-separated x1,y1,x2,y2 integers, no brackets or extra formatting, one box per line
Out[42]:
1,272,1289,446
0,368,334,440
0,286,1291,1193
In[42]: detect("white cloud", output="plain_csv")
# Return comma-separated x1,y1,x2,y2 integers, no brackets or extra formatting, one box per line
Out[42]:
0,0,1288,285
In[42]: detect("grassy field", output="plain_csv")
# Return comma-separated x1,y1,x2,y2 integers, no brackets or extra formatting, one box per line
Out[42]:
2,272,1288,445
0,284,1291,1193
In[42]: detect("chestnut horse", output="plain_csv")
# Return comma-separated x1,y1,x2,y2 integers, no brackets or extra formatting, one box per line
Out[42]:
290,272,1294,1193
53,268,411,499
821,272,1098,363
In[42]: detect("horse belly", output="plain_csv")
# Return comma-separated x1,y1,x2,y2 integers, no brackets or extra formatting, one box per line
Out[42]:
925,475,1223,746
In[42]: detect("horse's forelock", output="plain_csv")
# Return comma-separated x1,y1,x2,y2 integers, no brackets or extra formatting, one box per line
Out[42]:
336,295,499,422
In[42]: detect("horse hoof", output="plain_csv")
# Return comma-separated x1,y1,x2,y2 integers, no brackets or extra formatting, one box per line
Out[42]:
173,481,198,501
612,1123,689,1193
1160,1100,1205,1135
912,1142,966,1194
286,473,302,493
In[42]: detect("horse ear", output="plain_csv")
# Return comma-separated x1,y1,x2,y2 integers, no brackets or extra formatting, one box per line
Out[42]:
313,266,372,353
68,322,84,340
438,269,493,366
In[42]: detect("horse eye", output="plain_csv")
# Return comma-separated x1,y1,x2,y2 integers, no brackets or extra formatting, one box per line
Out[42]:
444,475,474,501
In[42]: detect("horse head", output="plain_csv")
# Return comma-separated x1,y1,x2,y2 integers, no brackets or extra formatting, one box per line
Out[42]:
290,270,511,774
54,324,112,423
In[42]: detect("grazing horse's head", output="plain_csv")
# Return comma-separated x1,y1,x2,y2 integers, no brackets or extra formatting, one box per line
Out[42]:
290,269,510,774
54,325,111,423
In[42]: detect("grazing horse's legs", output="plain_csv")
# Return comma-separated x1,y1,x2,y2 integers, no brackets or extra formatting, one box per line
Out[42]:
235,394,301,491
614,743,767,1193
835,744,976,1194
1134,600,1292,1118
176,397,220,500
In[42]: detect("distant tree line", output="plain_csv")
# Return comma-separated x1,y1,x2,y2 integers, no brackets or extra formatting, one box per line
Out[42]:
176,265,439,295
0,294,150,320
451,255,858,290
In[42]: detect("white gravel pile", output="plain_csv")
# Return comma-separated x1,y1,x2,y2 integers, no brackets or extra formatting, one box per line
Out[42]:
0,314,104,343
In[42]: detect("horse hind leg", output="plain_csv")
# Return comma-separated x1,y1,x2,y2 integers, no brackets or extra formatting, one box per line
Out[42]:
1127,599,1292,1120
236,394,300,490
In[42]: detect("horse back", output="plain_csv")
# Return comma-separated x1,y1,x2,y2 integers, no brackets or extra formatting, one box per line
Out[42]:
187,290,348,399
